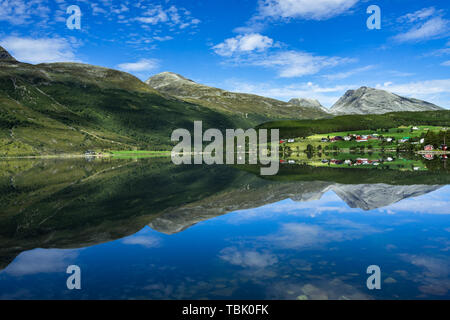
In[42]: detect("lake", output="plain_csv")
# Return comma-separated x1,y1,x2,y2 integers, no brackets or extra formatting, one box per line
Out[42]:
0,157,448,299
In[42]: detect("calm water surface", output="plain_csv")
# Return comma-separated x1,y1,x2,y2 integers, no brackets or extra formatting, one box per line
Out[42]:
0,158,448,299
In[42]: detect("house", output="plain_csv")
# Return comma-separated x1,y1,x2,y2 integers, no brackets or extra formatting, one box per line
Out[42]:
344,160,352,165
287,139,295,143
330,136,343,142
412,126,419,130
280,140,286,144
386,137,393,142
288,160,296,164
386,157,393,162
356,136,368,142
424,145,434,151
356,158,370,165
321,138,329,142
442,144,448,151
344,136,352,141
399,137,410,143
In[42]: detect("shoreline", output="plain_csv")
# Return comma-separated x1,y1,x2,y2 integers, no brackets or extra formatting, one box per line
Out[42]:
0,151,172,160
1,149,449,160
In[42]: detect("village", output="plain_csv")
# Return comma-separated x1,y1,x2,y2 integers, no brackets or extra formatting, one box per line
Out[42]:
278,125,449,169
281,125,448,152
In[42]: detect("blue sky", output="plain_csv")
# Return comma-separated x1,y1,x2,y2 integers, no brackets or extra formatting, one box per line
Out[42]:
1,0,449,108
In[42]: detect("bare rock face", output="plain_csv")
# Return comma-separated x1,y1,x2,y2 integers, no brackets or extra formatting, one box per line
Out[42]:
289,98,330,114
330,86,443,115
0,46,17,62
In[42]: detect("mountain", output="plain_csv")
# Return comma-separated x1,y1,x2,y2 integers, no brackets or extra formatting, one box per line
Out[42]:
146,72,330,126
0,49,258,156
330,86,443,115
149,181,442,234
0,46,16,62
289,98,330,114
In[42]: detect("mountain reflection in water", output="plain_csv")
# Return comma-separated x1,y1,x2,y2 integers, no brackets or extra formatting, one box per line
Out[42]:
0,158,448,300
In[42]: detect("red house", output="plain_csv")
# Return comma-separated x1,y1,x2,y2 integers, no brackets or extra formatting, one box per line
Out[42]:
424,145,434,151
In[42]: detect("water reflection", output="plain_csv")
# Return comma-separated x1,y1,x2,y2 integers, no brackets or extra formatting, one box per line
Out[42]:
0,158,448,299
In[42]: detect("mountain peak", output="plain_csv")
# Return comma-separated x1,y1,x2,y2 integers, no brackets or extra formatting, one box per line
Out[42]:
145,72,197,89
289,98,329,114
330,86,443,115
0,46,17,62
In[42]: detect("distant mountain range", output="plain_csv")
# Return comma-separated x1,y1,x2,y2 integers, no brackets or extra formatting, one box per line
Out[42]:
0,46,445,155
145,72,329,123
147,72,443,116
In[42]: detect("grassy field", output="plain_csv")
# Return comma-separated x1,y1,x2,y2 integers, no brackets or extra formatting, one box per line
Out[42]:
109,150,171,159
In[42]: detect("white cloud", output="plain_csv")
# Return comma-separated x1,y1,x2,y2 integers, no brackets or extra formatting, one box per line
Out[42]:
257,0,359,20
323,65,375,80
428,48,450,56
0,0,51,25
397,7,438,23
122,235,161,248
213,34,274,57
0,36,78,64
134,4,200,29
251,51,353,78
117,58,159,72
2,249,79,276
219,247,278,268
153,36,173,42
394,15,450,42
375,79,450,96
263,221,379,249
442,60,450,66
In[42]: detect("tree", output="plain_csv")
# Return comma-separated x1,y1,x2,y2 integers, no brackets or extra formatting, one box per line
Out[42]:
306,144,314,153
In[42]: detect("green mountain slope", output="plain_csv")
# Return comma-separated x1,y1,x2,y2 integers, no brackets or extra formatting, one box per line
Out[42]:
146,72,330,125
0,49,254,156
